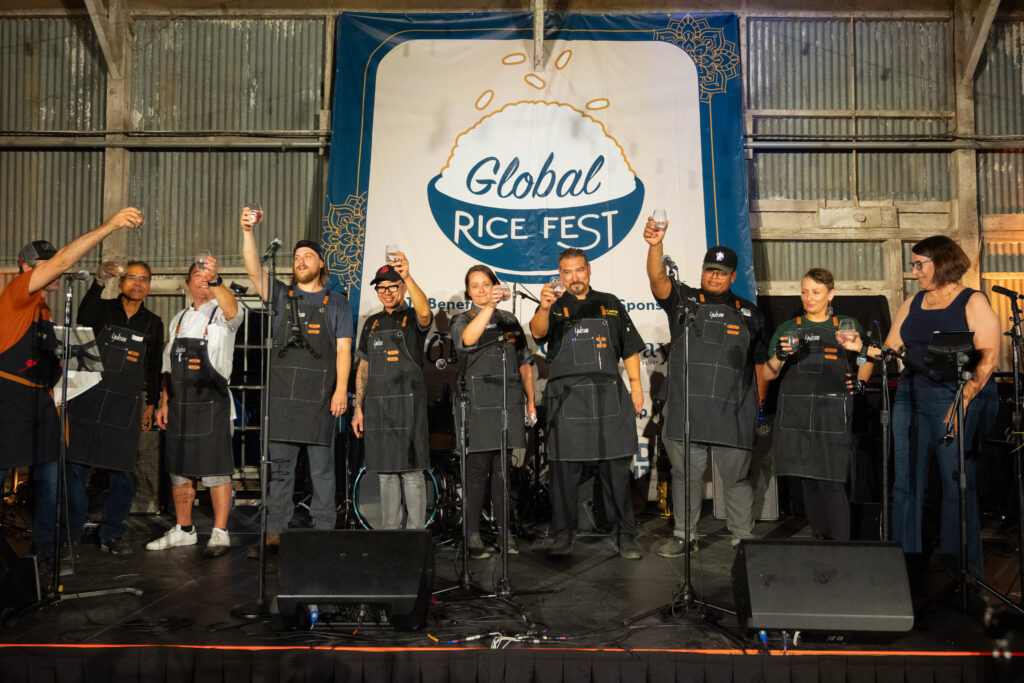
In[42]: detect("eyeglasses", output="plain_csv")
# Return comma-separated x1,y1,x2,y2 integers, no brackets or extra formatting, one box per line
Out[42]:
123,274,151,283
909,258,933,271
375,284,401,294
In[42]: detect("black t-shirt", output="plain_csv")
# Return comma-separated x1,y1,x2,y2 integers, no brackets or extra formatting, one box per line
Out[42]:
534,288,645,361
656,283,771,364
356,303,432,368
271,280,353,341
450,304,532,367
77,281,164,407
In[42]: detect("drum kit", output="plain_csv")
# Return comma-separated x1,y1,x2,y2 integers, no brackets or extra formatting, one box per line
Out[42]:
335,403,550,539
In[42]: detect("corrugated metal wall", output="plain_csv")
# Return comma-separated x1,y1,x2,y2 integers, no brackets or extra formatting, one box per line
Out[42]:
747,18,954,203
753,241,884,282
975,21,1024,219
747,18,851,111
0,150,106,267
0,18,106,132
0,19,107,264
130,19,325,132
975,21,1024,137
125,150,323,268
985,241,1024,273
125,19,327,268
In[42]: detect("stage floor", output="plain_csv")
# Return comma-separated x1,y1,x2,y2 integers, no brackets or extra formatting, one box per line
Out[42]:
3,498,1023,660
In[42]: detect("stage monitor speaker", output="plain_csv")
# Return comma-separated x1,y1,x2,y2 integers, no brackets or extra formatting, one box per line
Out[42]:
0,536,40,610
732,539,913,633
276,529,434,631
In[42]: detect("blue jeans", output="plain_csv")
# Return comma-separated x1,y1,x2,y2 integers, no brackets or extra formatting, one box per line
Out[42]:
67,462,136,543
892,377,995,577
31,460,80,560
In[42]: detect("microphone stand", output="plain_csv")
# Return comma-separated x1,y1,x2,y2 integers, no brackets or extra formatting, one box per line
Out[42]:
11,277,142,622
626,278,732,625
233,241,278,620
928,337,1022,615
999,291,1024,607
434,332,553,613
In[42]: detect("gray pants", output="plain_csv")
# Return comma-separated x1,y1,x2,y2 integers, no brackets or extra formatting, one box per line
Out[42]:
266,441,336,533
379,472,426,530
664,438,754,542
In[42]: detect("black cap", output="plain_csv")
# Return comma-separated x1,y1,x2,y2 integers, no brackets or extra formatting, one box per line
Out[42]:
18,240,58,267
293,239,323,260
370,264,402,286
702,245,737,274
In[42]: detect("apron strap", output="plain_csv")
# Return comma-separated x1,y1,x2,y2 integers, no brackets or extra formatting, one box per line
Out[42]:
0,368,48,389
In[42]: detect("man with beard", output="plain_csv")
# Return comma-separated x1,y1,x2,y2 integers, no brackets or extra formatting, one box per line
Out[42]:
146,256,241,557
530,248,646,559
66,260,163,554
241,210,352,554
351,256,433,529
643,222,770,556
0,208,144,575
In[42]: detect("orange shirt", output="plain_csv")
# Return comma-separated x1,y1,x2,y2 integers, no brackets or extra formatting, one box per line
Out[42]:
0,271,51,356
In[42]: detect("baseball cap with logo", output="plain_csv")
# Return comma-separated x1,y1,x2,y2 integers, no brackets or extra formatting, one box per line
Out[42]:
370,264,402,286
702,245,738,274
18,240,58,267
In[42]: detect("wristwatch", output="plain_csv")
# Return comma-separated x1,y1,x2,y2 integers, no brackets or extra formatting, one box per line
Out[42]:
207,276,223,287
856,345,869,366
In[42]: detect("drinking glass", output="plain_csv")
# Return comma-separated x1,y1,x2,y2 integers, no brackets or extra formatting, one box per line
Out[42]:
196,250,213,273
836,319,857,344
385,244,401,264
550,275,566,298
497,281,512,302
249,201,264,224
652,208,668,231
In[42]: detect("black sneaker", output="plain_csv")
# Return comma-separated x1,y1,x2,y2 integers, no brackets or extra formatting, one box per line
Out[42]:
100,538,133,556
467,533,492,560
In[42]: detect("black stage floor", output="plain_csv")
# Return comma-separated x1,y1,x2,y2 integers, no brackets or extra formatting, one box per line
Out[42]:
3,499,1024,682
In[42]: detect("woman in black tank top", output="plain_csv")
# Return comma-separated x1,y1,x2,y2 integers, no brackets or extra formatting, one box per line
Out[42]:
839,236,1000,581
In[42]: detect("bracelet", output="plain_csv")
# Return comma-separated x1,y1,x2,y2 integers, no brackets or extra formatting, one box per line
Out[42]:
207,276,223,287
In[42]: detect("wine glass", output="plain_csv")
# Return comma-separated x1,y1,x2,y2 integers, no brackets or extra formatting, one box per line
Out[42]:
550,275,566,298
497,281,512,302
385,244,401,264
836,319,857,345
652,208,668,231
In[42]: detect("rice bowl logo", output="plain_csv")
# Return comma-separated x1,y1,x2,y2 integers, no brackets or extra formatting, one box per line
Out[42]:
427,99,645,282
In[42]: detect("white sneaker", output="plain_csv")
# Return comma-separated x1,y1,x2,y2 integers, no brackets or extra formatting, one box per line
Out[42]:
203,528,230,558
145,524,198,551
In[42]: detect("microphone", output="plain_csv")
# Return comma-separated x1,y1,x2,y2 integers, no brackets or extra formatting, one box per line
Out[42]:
515,288,540,304
435,354,457,370
661,254,679,282
262,238,283,261
993,285,1024,300
66,270,91,281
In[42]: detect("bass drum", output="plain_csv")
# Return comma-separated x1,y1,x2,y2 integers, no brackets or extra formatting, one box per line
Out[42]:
352,466,440,530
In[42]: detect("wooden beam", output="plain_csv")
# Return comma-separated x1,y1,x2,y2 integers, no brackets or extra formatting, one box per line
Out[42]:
83,0,121,80
960,0,1002,90
533,0,545,72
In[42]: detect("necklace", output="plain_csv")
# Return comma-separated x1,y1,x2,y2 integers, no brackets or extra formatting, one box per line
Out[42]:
924,283,959,308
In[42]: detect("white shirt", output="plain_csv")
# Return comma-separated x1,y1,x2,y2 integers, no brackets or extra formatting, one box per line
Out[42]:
161,299,243,380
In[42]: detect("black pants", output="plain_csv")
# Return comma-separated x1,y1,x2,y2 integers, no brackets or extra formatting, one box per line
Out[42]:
802,478,850,541
550,457,636,540
465,449,506,536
